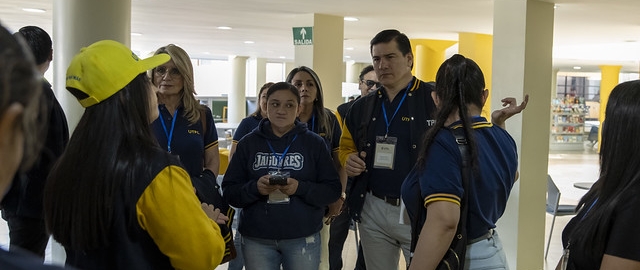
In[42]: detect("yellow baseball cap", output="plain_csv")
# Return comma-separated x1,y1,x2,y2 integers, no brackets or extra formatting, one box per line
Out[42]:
66,40,170,107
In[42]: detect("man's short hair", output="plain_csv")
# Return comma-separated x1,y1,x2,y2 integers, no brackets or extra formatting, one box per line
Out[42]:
370,29,412,57
359,65,374,81
14,26,52,65
370,29,413,69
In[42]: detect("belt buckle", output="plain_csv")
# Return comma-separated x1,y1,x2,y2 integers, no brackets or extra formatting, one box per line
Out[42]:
385,196,400,206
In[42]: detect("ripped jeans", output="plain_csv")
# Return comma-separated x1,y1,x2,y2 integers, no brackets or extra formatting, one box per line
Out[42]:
242,232,321,270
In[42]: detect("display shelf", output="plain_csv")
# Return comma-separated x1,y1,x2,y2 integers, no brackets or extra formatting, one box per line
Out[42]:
550,101,587,151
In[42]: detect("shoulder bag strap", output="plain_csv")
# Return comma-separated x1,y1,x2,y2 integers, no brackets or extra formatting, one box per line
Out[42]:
409,127,471,263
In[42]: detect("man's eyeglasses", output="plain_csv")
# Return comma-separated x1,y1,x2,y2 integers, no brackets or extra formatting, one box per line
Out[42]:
155,66,181,77
363,80,381,89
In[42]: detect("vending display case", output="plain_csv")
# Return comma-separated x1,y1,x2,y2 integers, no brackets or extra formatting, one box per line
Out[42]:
550,101,588,150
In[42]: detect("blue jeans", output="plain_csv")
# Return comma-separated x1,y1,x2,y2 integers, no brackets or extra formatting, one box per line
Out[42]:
242,232,321,270
465,230,509,270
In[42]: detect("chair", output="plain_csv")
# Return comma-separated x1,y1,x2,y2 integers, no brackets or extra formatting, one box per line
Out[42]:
545,175,578,259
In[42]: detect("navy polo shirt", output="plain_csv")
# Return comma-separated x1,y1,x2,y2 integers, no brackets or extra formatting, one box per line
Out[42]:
368,88,412,198
151,105,218,177
233,115,262,143
401,117,518,240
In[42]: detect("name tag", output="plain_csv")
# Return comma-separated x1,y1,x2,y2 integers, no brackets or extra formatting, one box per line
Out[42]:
373,136,397,169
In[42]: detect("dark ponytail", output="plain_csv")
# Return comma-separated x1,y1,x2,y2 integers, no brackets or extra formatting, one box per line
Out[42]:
417,54,485,173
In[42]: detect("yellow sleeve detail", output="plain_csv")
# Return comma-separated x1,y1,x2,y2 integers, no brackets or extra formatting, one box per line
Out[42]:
205,140,219,149
424,193,461,208
136,165,225,269
338,120,357,167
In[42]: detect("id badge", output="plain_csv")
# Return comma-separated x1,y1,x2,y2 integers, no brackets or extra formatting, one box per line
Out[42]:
373,136,397,169
268,190,290,204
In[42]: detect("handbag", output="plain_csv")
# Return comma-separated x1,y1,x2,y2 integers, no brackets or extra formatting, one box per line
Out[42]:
409,127,470,270
192,169,237,264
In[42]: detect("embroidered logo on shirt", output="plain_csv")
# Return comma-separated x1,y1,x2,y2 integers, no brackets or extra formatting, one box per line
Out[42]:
188,129,201,135
253,152,304,170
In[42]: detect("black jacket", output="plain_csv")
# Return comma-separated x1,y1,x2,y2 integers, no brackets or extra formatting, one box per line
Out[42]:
2,80,69,219
338,77,436,222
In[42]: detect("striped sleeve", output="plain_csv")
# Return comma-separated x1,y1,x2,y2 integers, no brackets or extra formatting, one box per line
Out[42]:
424,193,461,208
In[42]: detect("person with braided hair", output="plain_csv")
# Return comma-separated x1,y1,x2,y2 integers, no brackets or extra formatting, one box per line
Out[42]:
401,54,525,269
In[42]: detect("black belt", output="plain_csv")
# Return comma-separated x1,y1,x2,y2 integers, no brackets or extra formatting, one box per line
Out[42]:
468,229,494,244
370,191,401,206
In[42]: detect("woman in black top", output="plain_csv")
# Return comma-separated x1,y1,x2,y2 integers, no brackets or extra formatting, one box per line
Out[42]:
561,80,640,270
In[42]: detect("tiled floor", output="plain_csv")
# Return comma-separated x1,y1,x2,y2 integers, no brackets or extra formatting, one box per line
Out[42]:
0,147,599,269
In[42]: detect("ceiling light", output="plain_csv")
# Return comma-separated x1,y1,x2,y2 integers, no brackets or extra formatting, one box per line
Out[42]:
244,41,255,44
217,26,232,30
573,66,582,70
22,8,46,13
278,56,286,59
345,47,354,51
130,32,142,36
345,56,352,59
344,17,359,22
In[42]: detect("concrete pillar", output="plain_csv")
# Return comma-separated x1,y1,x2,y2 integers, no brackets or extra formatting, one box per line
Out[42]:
229,56,248,124
458,33,493,119
410,39,457,82
51,0,132,265
53,0,131,132
598,65,621,151
492,0,555,269
293,13,344,110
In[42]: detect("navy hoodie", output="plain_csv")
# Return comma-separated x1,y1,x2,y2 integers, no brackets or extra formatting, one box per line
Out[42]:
222,119,341,240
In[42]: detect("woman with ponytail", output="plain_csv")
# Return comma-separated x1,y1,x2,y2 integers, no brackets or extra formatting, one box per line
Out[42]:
401,54,524,269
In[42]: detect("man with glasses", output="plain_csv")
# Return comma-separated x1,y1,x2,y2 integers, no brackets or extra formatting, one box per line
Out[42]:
336,65,378,122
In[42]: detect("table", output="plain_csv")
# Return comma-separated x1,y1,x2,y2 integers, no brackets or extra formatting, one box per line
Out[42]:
573,182,594,190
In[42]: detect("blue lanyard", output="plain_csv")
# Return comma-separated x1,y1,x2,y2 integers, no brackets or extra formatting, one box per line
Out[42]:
581,198,598,220
159,108,179,153
266,134,298,170
381,82,411,137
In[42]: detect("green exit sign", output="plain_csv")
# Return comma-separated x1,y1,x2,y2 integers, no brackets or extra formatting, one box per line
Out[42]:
293,27,313,45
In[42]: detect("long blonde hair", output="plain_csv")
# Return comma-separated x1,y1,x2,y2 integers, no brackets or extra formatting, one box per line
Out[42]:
151,44,202,124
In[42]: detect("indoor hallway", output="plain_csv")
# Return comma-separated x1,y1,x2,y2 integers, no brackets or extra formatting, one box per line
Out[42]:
0,148,599,269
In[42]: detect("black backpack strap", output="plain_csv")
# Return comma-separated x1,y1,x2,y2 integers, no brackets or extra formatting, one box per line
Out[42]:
409,127,471,269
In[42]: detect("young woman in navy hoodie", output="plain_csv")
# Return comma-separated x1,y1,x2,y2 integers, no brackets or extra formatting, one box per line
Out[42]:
222,82,341,270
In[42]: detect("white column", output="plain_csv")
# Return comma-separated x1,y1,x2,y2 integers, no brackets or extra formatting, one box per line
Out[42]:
229,56,248,124
492,0,554,269
53,0,131,132
293,13,344,110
